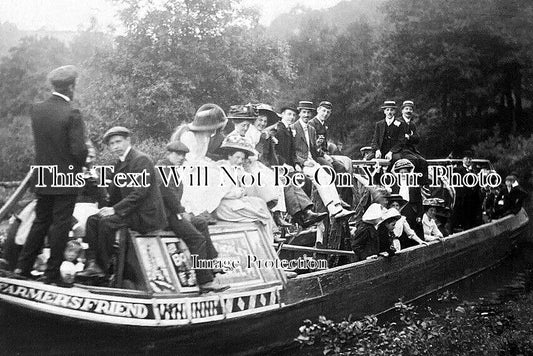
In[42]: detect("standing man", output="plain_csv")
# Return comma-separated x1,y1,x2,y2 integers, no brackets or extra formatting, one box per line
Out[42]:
78,127,167,277
371,100,408,163
15,65,88,283
398,100,428,185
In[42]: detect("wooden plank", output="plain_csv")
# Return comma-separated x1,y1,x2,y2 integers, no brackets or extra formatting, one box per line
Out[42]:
0,170,33,221
277,244,355,256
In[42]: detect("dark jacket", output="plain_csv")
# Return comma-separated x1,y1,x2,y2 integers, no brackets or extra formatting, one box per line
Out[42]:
274,121,296,166
107,148,166,233
371,119,408,154
31,95,88,195
156,158,186,218
350,221,379,261
494,185,528,218
308,117,328,151
291,120,319,167
206,130,226,161
402,117,420,154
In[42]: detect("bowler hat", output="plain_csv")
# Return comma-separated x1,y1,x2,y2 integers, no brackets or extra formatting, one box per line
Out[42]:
380,100,397,110
103,126,131,144
392,159,414,172
280,105,298,115
219,134,256,157
297,101,316,112
318,101,332,110
166,141,190,153
188,104,227,132
48,65,78,86
227,104,258,121
362,203,384,224
401,100,415,109
256,103,280,126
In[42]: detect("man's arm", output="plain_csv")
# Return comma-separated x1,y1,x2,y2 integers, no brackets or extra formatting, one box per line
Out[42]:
113,155,154,217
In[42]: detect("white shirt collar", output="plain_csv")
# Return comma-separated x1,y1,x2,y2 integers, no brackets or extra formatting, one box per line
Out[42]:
299,119,307,129
385,117,394,126
52,91,71,102
119,146,132,162
403,115,411,123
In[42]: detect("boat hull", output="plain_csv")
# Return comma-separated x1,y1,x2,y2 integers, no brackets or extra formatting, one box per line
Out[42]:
0,210,529,355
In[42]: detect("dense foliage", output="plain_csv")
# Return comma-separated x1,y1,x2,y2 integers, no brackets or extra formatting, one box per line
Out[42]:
297,293,533,355
0,0,532,182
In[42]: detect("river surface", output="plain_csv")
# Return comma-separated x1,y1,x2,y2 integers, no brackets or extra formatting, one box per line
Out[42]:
0,218,531,355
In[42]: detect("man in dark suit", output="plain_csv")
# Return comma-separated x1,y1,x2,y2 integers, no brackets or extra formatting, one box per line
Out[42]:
397,100,428,185
451,151,482,230
157,141,228,292
274,105,298,167
371,100,408,163
494,173,527,219
78,127,166,277
15,65,88,283
291,101,354,220
309,101,352,203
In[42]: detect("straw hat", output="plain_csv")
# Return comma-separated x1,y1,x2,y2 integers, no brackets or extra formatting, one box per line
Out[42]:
219,134,256,157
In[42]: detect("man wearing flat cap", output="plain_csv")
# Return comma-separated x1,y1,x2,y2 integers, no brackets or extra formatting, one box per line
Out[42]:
78,127,166,278
15,65,88,283
156,141,228,292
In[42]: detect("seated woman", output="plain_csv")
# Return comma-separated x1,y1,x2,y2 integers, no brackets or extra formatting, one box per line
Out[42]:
387,194,428,250
214,135,279,241
350,203,383,261
422,198,445,241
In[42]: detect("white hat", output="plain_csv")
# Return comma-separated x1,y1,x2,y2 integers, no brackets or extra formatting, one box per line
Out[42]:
362,203,384,224
381,208,401,224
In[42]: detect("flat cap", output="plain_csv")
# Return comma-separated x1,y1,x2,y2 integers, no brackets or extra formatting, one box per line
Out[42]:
318,101,332,110
103,126,131,144
48,65,78,86
166,141,190,153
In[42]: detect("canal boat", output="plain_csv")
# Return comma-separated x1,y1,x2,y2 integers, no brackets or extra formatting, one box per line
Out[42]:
0,168,529,355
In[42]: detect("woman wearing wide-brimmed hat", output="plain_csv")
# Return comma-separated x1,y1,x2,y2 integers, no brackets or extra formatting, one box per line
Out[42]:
350,203,384,261
170,104,228,216
214,135,279,241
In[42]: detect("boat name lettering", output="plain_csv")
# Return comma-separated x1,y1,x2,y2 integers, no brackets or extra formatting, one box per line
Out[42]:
0,283,149,319
158,302,187,320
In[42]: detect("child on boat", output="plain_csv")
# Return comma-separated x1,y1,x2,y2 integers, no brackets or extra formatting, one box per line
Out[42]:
60,240,84,284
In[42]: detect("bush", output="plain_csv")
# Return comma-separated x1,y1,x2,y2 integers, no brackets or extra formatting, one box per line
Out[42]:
0,116,34,181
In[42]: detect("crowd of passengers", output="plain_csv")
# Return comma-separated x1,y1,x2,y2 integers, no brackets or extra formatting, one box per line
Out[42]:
3,65,529,291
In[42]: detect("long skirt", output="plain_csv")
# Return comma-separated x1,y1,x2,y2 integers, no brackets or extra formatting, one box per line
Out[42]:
214,196,274,234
